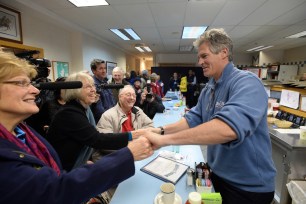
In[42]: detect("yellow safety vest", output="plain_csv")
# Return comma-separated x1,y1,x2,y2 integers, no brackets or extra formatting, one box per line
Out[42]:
180,76,187,93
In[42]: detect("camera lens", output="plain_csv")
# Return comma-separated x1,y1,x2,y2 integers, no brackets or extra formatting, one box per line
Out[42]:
146,93,152,100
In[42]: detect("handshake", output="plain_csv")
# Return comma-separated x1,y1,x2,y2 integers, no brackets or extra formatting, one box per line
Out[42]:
127,128,166,161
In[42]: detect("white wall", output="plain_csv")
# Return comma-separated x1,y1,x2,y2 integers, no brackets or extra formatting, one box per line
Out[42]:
155,53,197,65
233,52,252,66
283,45,306,63
70,32,84,73
259,50,284,66
82,34,126,73
21,12,72,65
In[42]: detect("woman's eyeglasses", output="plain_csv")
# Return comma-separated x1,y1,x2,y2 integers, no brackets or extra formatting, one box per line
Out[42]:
83,84,96,90
1,80,32,88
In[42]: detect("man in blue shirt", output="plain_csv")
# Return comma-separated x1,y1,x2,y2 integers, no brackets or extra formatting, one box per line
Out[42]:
143,28,276,204
90,59,116,123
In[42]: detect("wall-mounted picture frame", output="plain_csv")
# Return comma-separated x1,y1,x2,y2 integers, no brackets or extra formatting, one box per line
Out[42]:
52,61,69,80
0,5,23,43
106,61,117,79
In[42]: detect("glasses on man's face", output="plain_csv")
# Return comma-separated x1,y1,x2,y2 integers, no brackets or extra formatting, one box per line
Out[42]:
83,84,96,90
1,80,32,88
124,93,136,98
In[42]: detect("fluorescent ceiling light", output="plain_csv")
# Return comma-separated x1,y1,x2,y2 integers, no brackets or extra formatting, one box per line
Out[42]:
135,47,145,52
179,45,193,52
110,28,141,40
68,0,109,7
125,29,141,40
254,45,273,51
143,46,152,52
246,46,264,52
286,31,306,38
182,26,208,39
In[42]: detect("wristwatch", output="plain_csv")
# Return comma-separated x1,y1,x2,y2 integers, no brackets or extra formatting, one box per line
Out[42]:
158,126,165,135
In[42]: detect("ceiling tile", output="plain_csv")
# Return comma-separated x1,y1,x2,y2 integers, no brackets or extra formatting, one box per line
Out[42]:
184,1,225,25
149,2,187,27
240,0,306,25
212,0,266,25
112,4,156,27
268,2,306,26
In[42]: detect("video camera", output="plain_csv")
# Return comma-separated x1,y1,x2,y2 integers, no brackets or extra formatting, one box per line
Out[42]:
146,80,153,100
15,50,51,79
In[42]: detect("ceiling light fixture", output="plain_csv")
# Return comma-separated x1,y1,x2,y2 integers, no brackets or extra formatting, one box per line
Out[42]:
110,28,141,40
254,45,273,51
143,46,152,52
68,0,109,7
135,47,145,52
246,46,264,52
286,31,306,38
182,26,208,39
135,44,152,52
179,45,193,52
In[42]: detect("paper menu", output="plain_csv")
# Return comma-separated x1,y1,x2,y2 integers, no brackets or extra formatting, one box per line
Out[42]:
301,96,306,111
280,89,300,109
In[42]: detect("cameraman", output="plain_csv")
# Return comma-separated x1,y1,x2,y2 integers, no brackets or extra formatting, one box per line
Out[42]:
25,57,54,136
139,87,165,119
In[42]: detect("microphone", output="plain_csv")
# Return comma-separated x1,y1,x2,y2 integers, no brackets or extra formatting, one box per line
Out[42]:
97,84,124,89
34,81,83,90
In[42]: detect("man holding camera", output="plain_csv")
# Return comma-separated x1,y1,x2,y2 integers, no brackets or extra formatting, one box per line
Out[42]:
138,85,165,119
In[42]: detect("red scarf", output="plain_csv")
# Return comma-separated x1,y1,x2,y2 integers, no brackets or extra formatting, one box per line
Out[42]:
0,123,61,175
121,111,134,132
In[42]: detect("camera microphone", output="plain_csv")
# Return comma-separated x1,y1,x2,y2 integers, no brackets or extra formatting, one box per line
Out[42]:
97,84,124,89
34,81,83,90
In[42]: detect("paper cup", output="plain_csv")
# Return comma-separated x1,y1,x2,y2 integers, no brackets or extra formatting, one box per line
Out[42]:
160,182,175,204
300,126,306,140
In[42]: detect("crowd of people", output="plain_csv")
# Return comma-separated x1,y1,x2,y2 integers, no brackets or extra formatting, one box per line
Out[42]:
0,28,276,204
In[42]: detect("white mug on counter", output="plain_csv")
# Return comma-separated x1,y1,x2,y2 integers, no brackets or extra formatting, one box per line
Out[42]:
300,126,306,140
160,182,175,204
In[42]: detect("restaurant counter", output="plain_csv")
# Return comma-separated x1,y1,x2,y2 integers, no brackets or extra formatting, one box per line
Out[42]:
269,126,306,204
110,101,205,204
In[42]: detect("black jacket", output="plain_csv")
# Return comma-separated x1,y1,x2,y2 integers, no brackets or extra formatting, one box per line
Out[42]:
46,100,129,171
139,95,165,119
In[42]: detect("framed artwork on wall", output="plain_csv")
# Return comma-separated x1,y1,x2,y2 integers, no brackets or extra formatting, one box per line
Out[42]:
52,61,69,80
106,61,117,79
0,5,23,43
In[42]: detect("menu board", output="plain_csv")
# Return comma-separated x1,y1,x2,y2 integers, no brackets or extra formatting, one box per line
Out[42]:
280,89,299,109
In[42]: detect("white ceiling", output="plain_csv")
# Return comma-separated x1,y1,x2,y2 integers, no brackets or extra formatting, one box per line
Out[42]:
2,0,306,59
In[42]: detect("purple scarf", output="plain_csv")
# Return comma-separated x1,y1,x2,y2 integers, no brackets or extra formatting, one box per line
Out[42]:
0,123,61,175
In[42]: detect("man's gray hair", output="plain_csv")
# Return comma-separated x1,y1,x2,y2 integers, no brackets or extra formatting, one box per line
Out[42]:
119,85,135,95
193,28,233,61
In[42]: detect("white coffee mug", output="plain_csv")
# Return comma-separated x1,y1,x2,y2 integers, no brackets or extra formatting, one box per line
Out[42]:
160,182,175,204
300,126,306,140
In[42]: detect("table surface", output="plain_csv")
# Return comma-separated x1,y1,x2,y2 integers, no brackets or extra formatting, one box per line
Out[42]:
110,100,205,204
269,126,306,150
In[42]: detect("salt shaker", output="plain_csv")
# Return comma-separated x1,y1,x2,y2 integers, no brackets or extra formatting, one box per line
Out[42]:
186,168,193,186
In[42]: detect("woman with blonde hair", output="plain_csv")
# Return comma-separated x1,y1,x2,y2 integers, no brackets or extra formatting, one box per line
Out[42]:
0,49,153,204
